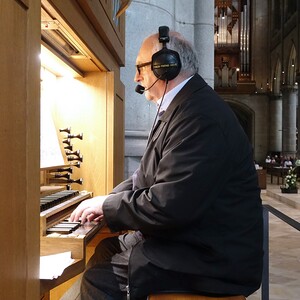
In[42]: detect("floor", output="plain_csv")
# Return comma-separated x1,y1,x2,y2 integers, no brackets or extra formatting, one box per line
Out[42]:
248,177,300,300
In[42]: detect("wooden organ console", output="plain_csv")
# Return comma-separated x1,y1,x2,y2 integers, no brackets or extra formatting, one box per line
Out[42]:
39,121,119,298
39,63,124,297
39,167,106,295
37,1,125,298
3,0,126,299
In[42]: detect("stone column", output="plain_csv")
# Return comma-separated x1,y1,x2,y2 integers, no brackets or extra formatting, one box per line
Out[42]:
281,86,298,157
296,73,300,156
269,95,282,153
194,0,215,88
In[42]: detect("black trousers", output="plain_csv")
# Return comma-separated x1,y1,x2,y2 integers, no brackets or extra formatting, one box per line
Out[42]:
81,232,237,300
81,232,144,300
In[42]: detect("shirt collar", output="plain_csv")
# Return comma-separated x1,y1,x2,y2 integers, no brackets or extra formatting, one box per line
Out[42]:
156,76,193,112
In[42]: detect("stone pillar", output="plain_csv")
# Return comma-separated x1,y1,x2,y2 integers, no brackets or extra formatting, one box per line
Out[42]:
296,72,300,157
251,0,269,91
282,86,298,157
194,0,215,88
269,95,282,153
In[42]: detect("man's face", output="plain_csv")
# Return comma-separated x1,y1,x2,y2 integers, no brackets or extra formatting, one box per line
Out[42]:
134,37,163,102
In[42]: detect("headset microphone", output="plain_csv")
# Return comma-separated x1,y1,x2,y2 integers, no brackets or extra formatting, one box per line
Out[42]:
135,74,165,94
135,84,145,94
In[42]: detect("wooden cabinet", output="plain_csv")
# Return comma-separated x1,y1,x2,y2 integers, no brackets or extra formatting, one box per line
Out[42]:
1,0,126,299
0,1,41,299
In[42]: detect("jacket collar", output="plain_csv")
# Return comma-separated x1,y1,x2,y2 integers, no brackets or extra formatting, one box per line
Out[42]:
159,73,207,122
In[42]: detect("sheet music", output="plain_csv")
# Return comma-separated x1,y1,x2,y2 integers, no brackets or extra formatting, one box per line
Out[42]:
40,251,74,279
40,72,65,168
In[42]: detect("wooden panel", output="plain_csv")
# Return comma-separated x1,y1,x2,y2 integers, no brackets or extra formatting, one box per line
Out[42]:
15,0,29,9
0,0,40,299
46,70,124,195
77,0,125,65
42,0,124,70
40,236,85,258
107,71,125,190
48,72,109,196
113,92,125,185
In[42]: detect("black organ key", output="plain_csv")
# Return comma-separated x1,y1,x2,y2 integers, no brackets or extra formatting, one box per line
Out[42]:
40,190,79,211
46,220,81,234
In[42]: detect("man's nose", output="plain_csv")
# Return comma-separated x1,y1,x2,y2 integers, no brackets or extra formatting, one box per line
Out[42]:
134,70,142,83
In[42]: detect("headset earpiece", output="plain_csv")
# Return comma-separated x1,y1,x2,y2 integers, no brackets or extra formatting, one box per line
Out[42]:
151,26,181,81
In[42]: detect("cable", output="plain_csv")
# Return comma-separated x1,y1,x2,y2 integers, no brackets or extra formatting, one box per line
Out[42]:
148,80,169,139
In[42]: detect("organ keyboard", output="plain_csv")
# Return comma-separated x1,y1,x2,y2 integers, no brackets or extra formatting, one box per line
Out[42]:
40,185,105,294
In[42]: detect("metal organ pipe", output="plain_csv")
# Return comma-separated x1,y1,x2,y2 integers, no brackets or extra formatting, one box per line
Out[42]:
240,9,244,74
240,0,250,76
246,0,250,75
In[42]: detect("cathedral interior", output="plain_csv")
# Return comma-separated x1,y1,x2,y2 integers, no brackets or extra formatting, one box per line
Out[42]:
213,0,299,164
122,0,300,178
1,1,299,299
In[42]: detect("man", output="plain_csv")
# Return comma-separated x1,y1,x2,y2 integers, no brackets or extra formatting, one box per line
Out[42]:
70,27,263,300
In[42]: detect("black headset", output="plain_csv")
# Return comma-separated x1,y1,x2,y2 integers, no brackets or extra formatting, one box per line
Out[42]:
151,26,181,81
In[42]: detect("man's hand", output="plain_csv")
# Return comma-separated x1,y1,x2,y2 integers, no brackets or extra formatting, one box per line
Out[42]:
69,195,108,224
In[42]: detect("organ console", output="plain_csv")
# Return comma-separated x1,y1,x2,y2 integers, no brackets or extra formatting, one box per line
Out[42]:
40,166,105,295
37,3,126,297
42,110,105,294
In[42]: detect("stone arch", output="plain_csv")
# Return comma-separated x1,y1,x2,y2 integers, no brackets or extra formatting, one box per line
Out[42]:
224,99,255,145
